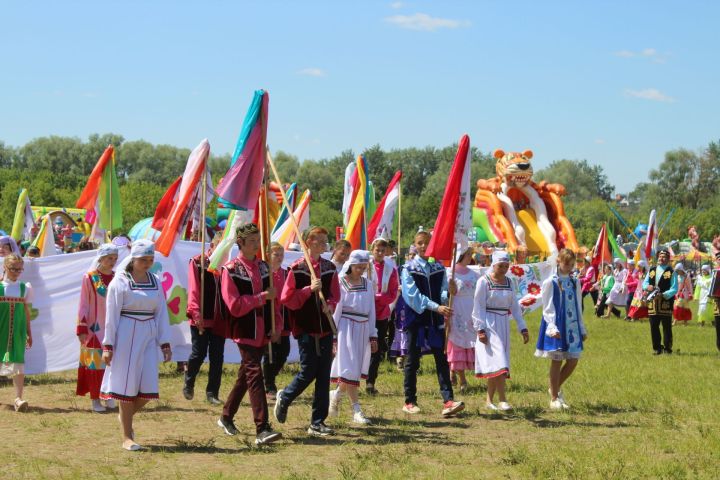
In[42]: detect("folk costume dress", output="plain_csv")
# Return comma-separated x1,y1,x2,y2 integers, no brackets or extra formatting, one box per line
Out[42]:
694,272,714,325
535,273,587,360
607,267,628,307
673,273,693,322
472,274,527,379
447,266,479,372
76,269,114,398
628,274,649,320
100,271,171,402
330,276,377,386
0,279,33,377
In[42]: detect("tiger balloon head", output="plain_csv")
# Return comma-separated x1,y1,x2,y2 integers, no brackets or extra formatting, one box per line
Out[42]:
493,149,534,188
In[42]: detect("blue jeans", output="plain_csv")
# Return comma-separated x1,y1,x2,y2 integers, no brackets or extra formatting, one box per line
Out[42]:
403,324,454,405
280,334,333,426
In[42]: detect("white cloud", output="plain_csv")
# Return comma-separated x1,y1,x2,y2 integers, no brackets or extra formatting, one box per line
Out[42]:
389,1,405,8
297,67,326,77
615,48,668,63
383,13,470,31
624,88,675,103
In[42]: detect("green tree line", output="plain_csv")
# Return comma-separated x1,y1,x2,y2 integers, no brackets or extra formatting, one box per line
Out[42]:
1,134,719,248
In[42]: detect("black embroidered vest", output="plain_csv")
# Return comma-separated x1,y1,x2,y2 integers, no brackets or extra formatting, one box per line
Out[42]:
221,257,271,341
288,258,336,336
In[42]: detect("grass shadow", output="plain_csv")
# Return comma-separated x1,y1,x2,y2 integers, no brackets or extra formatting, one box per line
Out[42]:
3,405,79,414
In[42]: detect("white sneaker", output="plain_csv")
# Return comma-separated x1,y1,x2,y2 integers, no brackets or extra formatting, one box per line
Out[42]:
547,388,565,403
328,391,339,417
105,398,117,409
498,402,513,411
549,399,564,410
559,399,571,410
352,411,371,425
486,402,499,411
92,399,107,412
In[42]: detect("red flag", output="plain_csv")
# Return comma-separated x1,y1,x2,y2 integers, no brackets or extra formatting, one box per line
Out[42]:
591,223,611,269
645,209,657,259
76,145,114,211
152,176,182,230
426,135,472,262
367,171,402,243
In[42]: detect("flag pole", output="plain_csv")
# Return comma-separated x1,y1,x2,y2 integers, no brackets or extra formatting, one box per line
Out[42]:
262,156,275,358
198,168,207,335
108,147,114,240
444,243,458,354
266,148,337,335
397,180,402,257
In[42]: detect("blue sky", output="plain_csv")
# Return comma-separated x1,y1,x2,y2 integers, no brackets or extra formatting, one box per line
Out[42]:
2,1,718,194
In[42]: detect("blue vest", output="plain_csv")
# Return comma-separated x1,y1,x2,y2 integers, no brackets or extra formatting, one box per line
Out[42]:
404,258,445,328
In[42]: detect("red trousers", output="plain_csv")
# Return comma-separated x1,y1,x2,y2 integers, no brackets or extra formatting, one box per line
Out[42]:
222,343,268,434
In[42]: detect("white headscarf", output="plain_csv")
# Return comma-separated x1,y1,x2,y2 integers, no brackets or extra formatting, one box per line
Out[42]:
115,240,156,274
341,249,370,276
87,243,119,273
491,250,510,266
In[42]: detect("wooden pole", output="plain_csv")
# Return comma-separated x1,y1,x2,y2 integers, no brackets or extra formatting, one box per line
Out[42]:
198,168,207,335
266,149,337,335
262,158,275,358
397,180,402,258
444,243,458,354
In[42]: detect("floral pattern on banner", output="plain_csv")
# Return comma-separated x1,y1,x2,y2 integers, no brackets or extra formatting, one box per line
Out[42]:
505,263,545,312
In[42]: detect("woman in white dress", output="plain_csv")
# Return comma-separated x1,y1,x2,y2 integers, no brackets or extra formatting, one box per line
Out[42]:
447,247,479,392
472,251,529,411
329,250,378,425
604,258,627,318
100,240,172,451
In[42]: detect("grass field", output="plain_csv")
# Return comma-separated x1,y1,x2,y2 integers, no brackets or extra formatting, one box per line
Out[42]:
2,298,719,479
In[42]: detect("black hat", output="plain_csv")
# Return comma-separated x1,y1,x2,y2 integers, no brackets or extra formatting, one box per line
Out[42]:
656,248,670,257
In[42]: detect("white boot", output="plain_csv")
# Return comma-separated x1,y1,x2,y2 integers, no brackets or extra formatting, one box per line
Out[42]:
92,399,106,412
104,398,117,409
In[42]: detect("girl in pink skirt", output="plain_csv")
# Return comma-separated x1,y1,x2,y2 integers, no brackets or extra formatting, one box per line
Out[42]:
447,247,478,392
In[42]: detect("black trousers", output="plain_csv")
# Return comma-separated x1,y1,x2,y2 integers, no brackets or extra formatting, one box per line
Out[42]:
281,334,333,426
366,319,389,385
582,290,598,313
185,325,225,396
715,315,720,351
262,335,291,393
403,325,453,405
649,315,673,353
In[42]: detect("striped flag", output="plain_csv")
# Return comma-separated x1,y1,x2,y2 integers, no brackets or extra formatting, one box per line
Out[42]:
11,188,34,242
367,171,402,243
76,145,122,231
271,189,311,249
155,139,213,256
645,209,657,259
343,155,370,250
216,90,268,211
30,215,56,257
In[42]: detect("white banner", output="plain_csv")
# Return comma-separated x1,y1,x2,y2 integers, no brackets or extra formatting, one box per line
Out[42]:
20,241,307,375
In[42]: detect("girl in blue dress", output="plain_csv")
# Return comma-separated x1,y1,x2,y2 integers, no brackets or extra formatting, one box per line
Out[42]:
536,249,587,410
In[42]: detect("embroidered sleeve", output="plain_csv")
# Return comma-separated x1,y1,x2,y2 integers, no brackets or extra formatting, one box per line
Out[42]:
541,277,559,337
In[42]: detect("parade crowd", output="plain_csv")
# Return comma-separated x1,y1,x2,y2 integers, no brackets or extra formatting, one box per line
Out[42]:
1,227,719,452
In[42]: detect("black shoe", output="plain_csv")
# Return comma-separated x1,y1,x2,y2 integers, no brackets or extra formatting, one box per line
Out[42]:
206,393,223,406
653,350,663,355
365,384,378,395
255,427,282,445
274,389,288,424
217,417,239,436
183,384,194,400
664,349,673,355
307,422,334,437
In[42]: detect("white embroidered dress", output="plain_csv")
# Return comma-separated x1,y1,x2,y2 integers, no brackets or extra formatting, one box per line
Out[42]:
100,271,170,401
330,276,377,385
472,274,526,378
